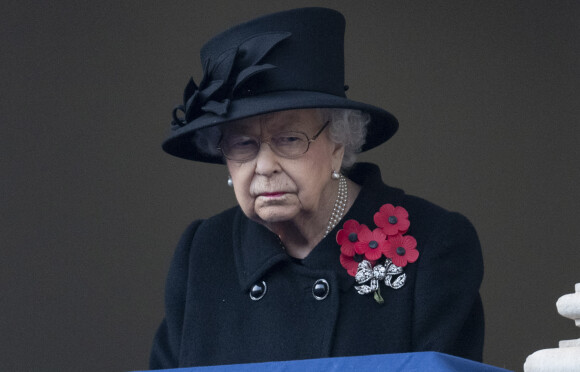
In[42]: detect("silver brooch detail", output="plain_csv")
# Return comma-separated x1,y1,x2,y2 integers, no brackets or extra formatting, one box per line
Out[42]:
354,259,406,304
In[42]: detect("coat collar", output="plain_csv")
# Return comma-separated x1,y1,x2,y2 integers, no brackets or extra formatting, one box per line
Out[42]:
232,163,405,293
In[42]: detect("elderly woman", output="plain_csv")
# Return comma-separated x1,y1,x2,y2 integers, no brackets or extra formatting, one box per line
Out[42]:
150,7,484,369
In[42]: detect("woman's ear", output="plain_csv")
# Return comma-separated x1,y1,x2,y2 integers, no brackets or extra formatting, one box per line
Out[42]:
331,142,345,172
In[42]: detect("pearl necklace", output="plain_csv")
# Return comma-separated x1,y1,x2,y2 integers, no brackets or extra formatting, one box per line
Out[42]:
278,175,348,251
324,175,348,237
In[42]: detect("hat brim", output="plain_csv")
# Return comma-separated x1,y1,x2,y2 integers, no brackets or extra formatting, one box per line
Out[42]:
162,90,398,163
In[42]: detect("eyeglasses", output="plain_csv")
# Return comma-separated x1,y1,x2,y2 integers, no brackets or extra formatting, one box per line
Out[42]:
218,121,330,162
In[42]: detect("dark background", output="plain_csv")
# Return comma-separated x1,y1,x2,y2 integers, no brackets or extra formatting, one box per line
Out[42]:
2,1,578,371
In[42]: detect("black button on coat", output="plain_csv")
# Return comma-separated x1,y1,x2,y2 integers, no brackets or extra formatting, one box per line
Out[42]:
150,163,484,368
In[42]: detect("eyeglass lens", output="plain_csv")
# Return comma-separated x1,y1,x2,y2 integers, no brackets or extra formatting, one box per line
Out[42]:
221,131,309,161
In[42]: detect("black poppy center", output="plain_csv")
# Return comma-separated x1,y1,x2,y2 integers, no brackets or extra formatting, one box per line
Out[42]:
369,240,379,249
396,246,406,256
353,253,364,263
348,232,358,242
388,216,398,224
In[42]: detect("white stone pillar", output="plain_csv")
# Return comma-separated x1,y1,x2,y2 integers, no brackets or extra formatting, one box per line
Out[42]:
524,283,580,371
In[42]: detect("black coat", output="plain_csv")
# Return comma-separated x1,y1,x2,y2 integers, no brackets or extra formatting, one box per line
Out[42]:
150,163,484,368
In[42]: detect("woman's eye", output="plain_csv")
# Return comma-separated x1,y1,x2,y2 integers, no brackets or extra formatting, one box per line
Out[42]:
276,134,304,145
230,137,257,148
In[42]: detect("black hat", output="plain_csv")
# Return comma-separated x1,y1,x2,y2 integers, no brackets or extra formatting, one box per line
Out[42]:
163,7,398,163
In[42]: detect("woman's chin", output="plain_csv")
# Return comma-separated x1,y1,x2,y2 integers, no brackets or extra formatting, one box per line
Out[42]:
255,206,299,224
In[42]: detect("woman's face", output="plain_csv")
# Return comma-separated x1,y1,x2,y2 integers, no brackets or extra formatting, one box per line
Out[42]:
224,109,344,227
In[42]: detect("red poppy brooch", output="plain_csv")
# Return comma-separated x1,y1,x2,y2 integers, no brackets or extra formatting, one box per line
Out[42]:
337,204,419,304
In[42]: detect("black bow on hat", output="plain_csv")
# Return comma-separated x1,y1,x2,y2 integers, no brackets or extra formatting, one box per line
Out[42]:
171,32,291,127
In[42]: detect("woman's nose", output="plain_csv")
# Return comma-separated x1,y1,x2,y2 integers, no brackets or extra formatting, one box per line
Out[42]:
254,142,281,176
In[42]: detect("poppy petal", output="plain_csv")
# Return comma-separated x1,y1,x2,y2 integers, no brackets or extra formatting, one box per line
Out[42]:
343,219,360,231
373,212,388,227
357,225,372,241
403,235,417,249
365,249,383,261
394,206,409,219
354,242,368,255
405,249,419,263
341,242,356,256
392,255,407,267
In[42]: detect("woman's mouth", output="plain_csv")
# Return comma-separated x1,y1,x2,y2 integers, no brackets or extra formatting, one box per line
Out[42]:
259,192,286,198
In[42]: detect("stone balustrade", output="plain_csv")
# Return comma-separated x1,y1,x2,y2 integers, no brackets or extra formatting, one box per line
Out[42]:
524,283,580,371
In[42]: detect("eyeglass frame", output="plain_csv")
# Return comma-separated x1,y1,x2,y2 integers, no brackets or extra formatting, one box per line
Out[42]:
217,120,331,162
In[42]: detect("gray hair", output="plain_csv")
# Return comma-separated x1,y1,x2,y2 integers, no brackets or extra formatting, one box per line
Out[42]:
192,108,370,170
320,108,369,170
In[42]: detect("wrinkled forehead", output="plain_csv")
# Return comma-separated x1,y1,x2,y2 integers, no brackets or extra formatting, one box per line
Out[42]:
222,109,323,134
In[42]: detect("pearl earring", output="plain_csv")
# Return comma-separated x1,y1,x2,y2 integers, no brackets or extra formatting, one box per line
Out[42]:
227,176,233,187
331,170,341,180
